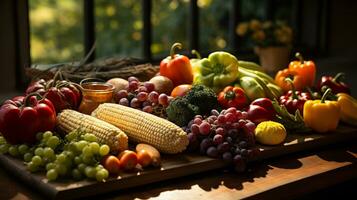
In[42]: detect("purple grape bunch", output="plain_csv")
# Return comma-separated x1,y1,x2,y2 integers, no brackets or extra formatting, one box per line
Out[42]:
185,107,260,172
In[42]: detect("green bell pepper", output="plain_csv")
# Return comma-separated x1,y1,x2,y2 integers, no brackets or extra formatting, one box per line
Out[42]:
193,51,239,92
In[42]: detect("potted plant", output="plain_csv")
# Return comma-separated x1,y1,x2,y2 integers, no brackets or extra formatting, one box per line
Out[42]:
236,19,293,73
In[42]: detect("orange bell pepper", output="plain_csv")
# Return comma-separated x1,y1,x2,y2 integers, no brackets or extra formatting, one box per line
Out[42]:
288,52,316,87
275,69,306,92
160,43,193,87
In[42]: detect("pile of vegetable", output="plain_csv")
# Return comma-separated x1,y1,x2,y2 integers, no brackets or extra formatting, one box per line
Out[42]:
0,42,357,183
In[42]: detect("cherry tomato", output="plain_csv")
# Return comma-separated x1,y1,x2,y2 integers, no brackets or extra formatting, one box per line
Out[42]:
137,150,152,168
102,155,120,174
118,150,138,171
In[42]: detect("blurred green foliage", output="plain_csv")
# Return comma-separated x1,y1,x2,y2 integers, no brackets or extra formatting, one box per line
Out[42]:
199,0,231,51
95,0,142,58
29,0,291,64
29,0,84,64
152,0,188,57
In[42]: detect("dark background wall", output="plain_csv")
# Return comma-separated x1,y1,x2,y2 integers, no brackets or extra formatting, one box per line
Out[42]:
328,0,357,57
0,1,17,93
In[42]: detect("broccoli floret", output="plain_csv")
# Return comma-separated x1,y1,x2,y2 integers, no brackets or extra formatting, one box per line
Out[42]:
185,85,219,114
166,97,199,127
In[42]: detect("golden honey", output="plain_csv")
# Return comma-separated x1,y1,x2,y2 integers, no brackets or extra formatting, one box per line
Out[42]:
78,82,114,114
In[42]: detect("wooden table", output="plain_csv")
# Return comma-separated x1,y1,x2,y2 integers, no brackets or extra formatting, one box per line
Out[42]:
1,142,356,200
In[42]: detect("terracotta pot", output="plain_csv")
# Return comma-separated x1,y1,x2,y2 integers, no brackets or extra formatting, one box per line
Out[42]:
254,46,291,73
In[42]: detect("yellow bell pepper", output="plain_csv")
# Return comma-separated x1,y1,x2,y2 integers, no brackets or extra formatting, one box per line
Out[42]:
303,89,340,133
336,93,357,126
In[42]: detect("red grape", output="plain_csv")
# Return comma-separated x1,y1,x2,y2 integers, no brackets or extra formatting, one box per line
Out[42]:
227,129,238,137
128,76,139,82
144,82,155,92
226,136,233,144
232,122,240,129
234,148,241,155
148,91,159,103
215,127,225,136
211,109,219,116
187,132,197,143
222,152,233,162
233,154,246,172
137,92,148,102
239,141,248,148
238,119,246,126
206,146,219,158
206,116,216,124
241,111,248,119
130,98,141,108
128,81,139,91
199,122,211,135
190,124,200,135
193,118,202,125
194,115,203,119
217,115,226,125
213,134,223,145
115,90,128,102
142,100,152,107
226,107,237,114
217,142,230,153
137,86,148,93
158,94,169,106
241,149,248,157
142,105,153,113
119,98,129,106
225,113,236,123
200,138,213,153
233,154,243,163
243,122,256,135
235,110,243,119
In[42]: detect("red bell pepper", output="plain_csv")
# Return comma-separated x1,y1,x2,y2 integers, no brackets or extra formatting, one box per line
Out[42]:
317,73,350,94
218,86,247,109
160,43,193,87
279,78,311,115
0,93,56,144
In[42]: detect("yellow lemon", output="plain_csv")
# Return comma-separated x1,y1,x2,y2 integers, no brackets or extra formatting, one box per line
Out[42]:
255,121,286,145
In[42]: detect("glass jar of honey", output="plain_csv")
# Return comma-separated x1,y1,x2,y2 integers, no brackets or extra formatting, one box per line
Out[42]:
78,82,115,114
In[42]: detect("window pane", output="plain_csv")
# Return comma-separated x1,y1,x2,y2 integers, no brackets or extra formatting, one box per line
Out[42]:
29,0,84,64
95,0,142,58
152,0,189,57
240,0,265,21
199,0,231,52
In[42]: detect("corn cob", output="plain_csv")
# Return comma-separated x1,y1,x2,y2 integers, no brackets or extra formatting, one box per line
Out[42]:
57,109,128,152
92,103,189,154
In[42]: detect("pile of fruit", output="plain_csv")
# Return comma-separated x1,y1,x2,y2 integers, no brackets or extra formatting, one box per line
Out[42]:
0,42,357,183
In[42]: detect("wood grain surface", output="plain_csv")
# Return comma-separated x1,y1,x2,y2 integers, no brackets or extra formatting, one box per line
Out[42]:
0,125,356,200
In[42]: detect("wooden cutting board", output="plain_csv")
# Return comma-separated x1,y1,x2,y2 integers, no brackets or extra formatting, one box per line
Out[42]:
0,124,356,200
